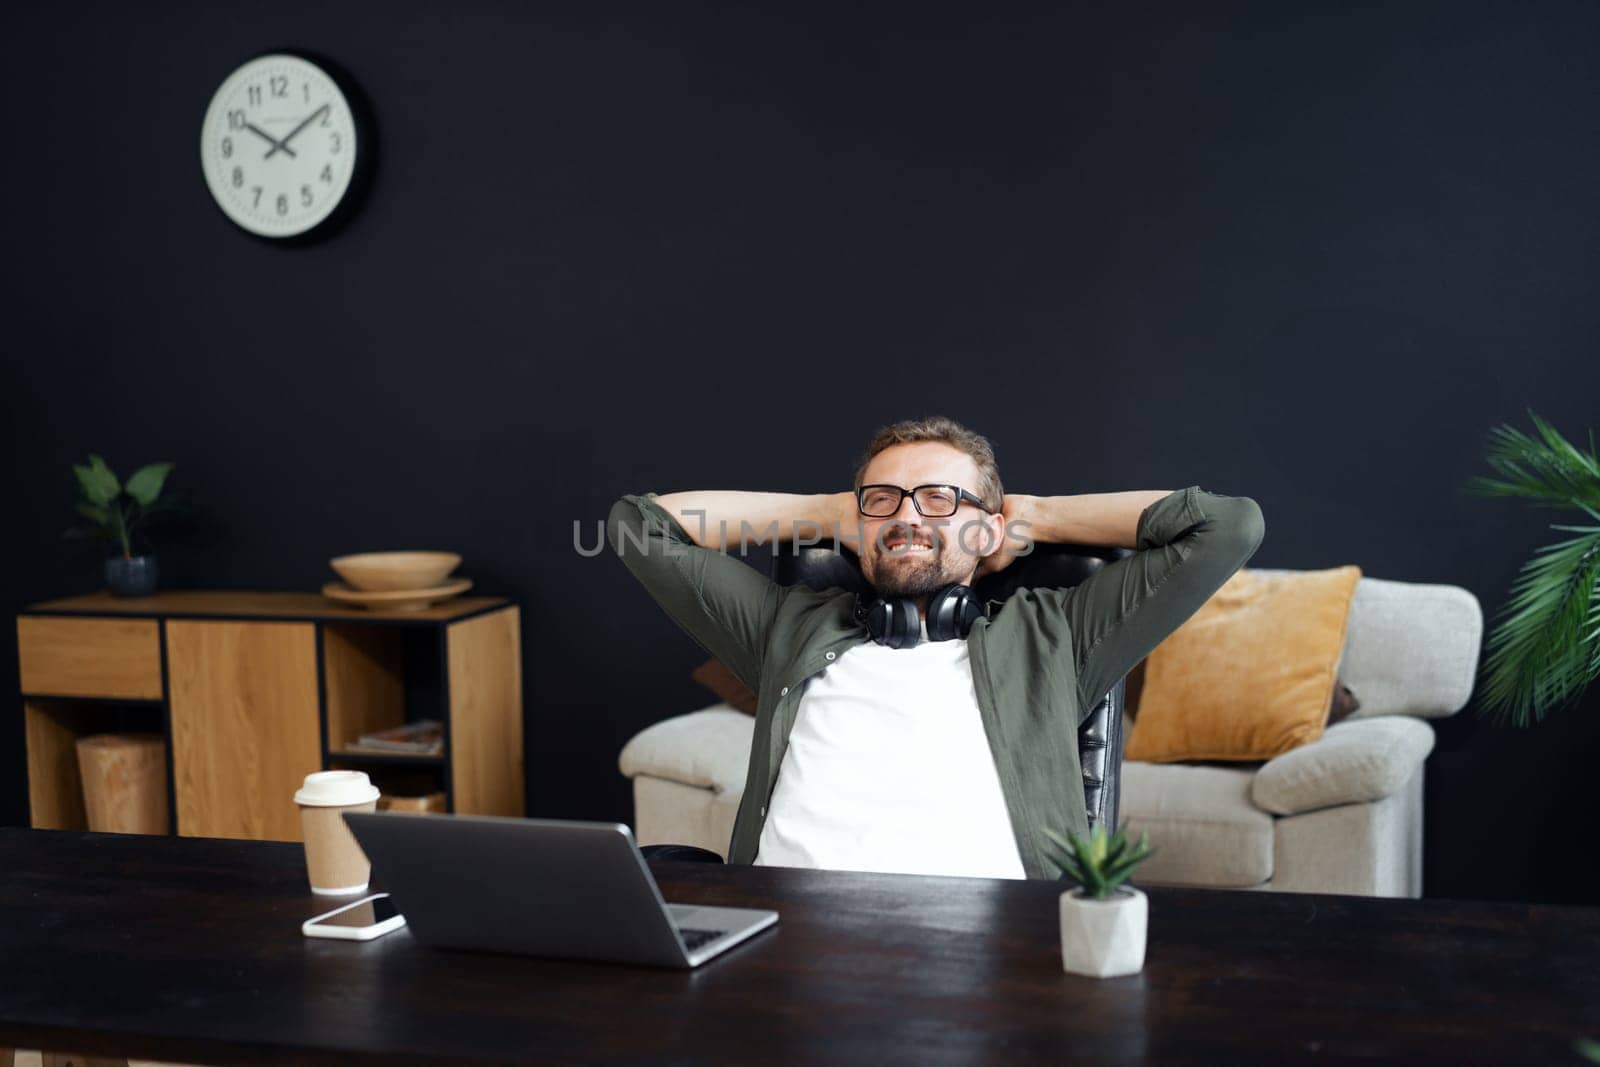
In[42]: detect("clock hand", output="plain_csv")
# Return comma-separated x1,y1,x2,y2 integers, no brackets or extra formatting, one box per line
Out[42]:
266,103,330,160
244,122,297,160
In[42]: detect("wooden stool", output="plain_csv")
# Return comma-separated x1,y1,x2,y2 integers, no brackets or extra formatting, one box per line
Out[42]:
74,734,168,835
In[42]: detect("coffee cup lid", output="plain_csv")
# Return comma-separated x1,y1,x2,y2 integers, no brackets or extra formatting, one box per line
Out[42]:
295,770,380,807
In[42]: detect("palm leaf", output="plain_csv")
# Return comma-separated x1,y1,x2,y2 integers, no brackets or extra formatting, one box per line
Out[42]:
1476,529,1600,726
1463,408,1600,510
1467,410,1600,727
1587,594,1600,668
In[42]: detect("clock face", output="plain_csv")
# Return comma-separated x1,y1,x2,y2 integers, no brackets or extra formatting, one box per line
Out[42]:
199,54,360,238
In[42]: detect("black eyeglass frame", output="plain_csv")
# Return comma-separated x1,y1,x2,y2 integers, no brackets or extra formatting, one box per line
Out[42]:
856,483,995,518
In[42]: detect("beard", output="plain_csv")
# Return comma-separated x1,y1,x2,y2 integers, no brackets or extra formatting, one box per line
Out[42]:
862,540,963,599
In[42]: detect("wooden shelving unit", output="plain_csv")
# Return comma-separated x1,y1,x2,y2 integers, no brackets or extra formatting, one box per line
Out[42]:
15,590,524,842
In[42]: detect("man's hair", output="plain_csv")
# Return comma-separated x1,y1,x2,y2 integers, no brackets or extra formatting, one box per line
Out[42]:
851,415,1004,512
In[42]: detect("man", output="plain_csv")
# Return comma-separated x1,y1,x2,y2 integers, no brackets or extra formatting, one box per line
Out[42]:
607,416,1264,880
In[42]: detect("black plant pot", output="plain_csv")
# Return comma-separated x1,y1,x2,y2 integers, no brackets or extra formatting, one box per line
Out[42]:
106,555,159,597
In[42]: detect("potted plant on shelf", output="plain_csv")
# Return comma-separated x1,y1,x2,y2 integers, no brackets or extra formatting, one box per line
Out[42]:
65,453,180,597
1043,823,1155,978
1461,408,1600,727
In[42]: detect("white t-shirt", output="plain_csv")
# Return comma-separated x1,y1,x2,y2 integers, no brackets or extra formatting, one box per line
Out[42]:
753,617,1028,879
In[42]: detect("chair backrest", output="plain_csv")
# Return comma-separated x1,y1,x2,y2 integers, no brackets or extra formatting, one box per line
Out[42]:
770,540,1131,838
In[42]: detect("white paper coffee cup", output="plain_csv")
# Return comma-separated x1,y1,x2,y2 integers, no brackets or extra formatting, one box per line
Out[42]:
295,770,381,895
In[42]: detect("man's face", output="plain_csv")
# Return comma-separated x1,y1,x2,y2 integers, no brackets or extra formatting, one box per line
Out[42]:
854,441,1003,600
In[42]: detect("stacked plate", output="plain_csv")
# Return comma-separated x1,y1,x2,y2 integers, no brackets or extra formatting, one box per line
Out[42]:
322,552,472,612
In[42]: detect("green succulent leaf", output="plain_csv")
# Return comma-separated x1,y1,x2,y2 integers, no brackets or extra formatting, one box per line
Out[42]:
1041,826,1077,855
1042,823,1153,895
124,462,174,507
1103,851,1155,884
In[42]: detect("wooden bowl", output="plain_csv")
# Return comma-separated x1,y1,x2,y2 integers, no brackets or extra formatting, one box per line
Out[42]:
329,551,462,592
321,577,472,612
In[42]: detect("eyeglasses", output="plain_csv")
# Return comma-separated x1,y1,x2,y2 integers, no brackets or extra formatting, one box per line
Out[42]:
856,483,993,518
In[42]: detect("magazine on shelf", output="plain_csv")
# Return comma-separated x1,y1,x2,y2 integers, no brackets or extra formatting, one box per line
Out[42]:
350,719,443,755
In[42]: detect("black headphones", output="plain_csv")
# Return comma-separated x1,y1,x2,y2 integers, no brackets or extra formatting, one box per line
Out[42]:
853,584,986,649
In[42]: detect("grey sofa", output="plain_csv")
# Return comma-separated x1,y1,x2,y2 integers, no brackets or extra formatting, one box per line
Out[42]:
619,569,1482,898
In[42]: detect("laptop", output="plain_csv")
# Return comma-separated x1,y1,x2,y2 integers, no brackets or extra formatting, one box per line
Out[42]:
343,811,778,969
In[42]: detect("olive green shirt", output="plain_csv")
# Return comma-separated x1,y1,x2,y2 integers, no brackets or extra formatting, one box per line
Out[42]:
607,485,1264,880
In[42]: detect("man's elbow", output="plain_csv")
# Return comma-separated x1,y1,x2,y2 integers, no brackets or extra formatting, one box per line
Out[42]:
607,496,648,561
1223,495,1266,561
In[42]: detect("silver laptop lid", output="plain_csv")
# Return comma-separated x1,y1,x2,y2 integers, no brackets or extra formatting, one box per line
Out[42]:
344,812,691,967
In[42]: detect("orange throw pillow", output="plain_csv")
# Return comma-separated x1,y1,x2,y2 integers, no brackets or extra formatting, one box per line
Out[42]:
691,657,759,715
1124,565,1362,763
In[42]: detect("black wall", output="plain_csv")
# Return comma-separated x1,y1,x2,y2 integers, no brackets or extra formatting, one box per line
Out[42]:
4,1,1597,903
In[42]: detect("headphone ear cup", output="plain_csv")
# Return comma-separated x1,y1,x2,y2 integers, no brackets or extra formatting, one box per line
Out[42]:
925,584,982,642
865,595,921,649
887,597,921,649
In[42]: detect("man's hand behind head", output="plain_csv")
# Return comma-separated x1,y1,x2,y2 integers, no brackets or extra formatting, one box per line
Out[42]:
972,494,1034,581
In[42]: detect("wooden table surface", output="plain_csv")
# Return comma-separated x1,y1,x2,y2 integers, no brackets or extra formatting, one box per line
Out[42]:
1,828,1597,1065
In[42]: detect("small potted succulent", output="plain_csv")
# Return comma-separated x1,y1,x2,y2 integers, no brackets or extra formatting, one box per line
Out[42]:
65,454,180,596
1044,823,1155,978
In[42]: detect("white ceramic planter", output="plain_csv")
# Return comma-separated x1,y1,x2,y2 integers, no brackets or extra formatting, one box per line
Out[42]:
1059,885,1147,977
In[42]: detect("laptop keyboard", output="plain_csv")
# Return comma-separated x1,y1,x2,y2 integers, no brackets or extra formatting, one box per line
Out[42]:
678,927,726,951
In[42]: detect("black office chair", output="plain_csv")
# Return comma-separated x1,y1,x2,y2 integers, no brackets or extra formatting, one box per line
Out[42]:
641,539,1133,868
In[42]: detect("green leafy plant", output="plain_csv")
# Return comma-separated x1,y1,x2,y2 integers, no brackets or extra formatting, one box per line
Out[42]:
66,454,180,560
1461,408,1600,727
1576,1036,1600,1063
1042,823,1154,899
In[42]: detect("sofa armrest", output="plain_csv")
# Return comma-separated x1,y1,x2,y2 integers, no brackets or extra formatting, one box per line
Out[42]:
618,704,755,794
1250,715,1435,816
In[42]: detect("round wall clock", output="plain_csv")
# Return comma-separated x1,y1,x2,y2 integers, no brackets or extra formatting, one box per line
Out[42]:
199,52,371,240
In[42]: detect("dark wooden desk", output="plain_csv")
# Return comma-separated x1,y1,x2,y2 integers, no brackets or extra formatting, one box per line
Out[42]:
2,829,1597,1065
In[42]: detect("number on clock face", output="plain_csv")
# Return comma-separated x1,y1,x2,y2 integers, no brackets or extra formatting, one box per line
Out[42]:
199,54,358,238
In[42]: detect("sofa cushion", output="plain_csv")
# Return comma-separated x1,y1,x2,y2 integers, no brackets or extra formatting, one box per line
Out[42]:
1251,715,1435,816
1119,761,1274,887
1126,565,1363,762
1126,657,1361,725
1247,569,1481,720
618,705,754,793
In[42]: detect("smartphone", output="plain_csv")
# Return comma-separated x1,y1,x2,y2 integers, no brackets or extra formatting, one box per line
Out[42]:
302,892,407,941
